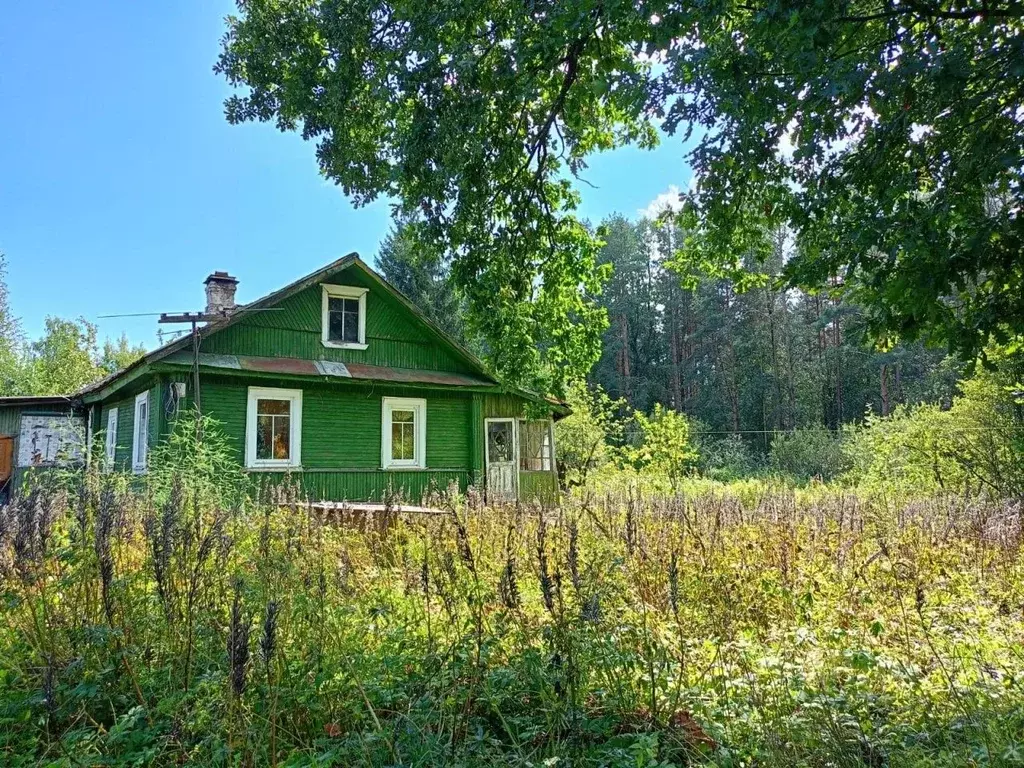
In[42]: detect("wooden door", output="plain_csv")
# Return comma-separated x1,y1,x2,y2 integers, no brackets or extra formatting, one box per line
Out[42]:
485,418,518,502
0,435,13,491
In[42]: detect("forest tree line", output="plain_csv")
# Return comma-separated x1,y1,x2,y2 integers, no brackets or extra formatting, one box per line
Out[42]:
376,214,963,445
589,214,961,442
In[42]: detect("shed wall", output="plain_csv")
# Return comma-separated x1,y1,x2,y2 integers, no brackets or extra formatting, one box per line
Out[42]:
0,402,82,496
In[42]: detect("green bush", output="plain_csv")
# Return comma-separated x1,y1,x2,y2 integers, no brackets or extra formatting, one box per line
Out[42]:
768,428,849,482
554,380,627,487
843,371,1024,498
695,432,762,481
631,404,698,488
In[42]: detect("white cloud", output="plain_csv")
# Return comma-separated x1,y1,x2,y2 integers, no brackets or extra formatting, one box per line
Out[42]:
639,184,684,219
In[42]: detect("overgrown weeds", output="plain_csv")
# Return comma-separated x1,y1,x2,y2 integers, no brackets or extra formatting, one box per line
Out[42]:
1,429,1022,765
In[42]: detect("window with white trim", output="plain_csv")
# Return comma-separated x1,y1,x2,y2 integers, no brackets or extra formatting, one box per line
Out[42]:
321,284,368,349
104,408,118,471
381,397,426,469
519,420,553,471
245,387,303,468
132,392,149,474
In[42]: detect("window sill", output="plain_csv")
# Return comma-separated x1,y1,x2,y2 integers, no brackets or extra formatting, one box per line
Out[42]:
321,340,368,351
246,465,303,472
381,465,427,471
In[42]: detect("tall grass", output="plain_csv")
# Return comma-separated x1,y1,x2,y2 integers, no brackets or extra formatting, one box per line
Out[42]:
1,426,1022,765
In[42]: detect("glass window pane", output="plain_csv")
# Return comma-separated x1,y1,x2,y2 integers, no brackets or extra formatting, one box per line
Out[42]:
391,420,416,461
488,421,512,463
273,416,290,459
329,310,345,341
258,399,290,416
342,310,360,342
389,409,418,462
391,421,404,460
401,423,415,459
519,421,550,471
328,297,361,343
256,414,273,459
136,402,149,463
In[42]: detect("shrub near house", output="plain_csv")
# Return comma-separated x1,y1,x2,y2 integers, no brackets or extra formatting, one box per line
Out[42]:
0,255,564,503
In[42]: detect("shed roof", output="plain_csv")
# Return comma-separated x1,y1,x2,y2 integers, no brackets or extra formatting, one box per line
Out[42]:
0,395,76,408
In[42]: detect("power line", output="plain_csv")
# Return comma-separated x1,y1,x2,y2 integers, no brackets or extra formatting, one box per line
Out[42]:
693,426,1023,436
97,307,284,319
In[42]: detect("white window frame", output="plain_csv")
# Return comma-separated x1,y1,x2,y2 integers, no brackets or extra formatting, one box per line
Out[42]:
86,407,94,467
245,387,303,469
381,397,427,470
104,407,118,472
132,392,149,474
321,284,368,350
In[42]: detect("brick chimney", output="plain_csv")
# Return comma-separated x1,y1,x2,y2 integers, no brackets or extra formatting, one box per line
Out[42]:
204,271,238,316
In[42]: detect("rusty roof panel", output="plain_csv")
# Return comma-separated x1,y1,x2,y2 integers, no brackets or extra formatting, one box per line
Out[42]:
342,363,492,387
239,357,320,375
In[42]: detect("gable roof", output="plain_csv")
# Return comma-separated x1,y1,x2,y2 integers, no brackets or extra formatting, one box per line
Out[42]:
76,254,564,411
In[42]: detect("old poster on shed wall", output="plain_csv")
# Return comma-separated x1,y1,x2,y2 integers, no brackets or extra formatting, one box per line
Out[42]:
17,414,85,467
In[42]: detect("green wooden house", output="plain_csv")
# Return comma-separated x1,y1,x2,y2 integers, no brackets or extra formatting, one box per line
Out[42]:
0,255,564,504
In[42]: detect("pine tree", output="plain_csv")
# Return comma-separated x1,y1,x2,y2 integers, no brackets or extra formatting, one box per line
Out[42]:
376,216,469,346
587,214,960,461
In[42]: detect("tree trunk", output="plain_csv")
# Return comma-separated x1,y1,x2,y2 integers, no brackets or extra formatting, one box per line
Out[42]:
880,363,890,416
619,315,631,400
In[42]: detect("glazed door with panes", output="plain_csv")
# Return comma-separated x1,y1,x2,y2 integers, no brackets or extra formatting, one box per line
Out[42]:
485,418,518,502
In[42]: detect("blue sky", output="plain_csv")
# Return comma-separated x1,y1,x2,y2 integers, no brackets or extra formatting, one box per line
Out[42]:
0,1,692,349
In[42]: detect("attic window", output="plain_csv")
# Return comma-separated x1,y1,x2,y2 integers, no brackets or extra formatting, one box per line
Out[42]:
321,284,367,349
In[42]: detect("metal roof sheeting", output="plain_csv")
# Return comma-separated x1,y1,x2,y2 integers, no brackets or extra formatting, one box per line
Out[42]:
169,352,495,388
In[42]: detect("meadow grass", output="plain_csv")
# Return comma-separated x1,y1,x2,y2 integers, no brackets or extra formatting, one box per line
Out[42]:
1,464,1022,766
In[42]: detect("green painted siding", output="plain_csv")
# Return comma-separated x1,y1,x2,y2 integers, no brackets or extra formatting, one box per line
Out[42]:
197,376,473,471
182,375,482,500
253,470,472,503
99,380,160,471
520,471,559,505
0,406,22,439
201,268,473,373
483,393,530,419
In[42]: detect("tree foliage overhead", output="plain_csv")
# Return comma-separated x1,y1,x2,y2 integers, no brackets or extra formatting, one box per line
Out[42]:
217,0,1024,385
217,0,636,391
669,0,1024,363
